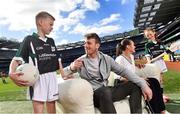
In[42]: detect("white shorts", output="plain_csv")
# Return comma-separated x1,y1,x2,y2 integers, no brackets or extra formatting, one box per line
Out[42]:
32,71,59,102
153,59,168,73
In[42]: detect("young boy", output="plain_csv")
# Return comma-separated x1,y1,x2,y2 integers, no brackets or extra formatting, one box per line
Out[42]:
9,11,62,113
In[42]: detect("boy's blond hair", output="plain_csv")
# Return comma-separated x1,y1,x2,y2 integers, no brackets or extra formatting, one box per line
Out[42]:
35,11,55,26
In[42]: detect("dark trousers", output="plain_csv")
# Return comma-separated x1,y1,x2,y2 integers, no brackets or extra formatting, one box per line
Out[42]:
93,81,142,113
147,78,165,113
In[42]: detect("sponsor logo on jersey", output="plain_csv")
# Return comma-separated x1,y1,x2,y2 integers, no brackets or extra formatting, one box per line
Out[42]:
51,46,55,52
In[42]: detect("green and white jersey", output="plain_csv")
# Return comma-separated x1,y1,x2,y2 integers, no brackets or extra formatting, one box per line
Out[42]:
15,33,59,74
145,40,166,59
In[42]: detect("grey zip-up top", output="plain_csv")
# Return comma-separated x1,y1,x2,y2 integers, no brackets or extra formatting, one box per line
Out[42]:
64,52,147,91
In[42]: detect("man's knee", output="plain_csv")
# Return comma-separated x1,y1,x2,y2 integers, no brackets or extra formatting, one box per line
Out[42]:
102,88,112,98
128,82,141,91
96,87,112,101
128,82,142,97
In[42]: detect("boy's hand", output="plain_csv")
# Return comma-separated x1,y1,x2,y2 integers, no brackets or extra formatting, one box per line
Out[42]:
63,76,74,80
9,72,29,86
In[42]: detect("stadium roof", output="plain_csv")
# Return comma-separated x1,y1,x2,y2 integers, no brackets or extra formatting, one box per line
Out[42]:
134,0,180,31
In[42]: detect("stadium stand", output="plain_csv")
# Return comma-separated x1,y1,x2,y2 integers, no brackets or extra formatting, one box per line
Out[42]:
134,0,180,31
0,38,18,72
59,16,180,66
0,16,179,70
0,0,180,70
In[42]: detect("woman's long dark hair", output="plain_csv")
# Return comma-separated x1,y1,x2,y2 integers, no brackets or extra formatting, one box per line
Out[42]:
116,39,132,56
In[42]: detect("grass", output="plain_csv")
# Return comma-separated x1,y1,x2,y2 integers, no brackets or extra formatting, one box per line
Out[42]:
0,77,22,91
0,78,27,101
0,70,180,113
163,70,180,93
0,101,33,113
163,70,180,113
165,93,180,113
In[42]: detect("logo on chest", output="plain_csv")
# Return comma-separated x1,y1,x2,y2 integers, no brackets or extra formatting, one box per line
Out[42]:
36,46,43,50
51,46,55,52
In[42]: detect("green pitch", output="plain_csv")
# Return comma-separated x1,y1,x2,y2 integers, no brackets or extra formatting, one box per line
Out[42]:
0,70,180,113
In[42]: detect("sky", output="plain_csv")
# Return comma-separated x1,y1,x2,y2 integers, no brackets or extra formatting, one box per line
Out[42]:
0,0,136,45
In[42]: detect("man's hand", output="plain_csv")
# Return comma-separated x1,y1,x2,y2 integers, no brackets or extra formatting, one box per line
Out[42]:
70,59,83,71
142,85,152,101
9,72,29,86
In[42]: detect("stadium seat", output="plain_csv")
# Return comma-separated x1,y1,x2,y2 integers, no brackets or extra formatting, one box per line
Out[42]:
57,63,160,113
58,79,95,113
57,78,132,114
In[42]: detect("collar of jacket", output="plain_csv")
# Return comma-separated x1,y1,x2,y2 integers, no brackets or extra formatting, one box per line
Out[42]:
85,51,104,60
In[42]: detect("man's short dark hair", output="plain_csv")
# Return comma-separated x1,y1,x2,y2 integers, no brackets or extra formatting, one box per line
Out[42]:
84,33,101,44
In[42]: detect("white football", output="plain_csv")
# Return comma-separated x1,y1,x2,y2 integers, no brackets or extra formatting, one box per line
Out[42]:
16,63,39,86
